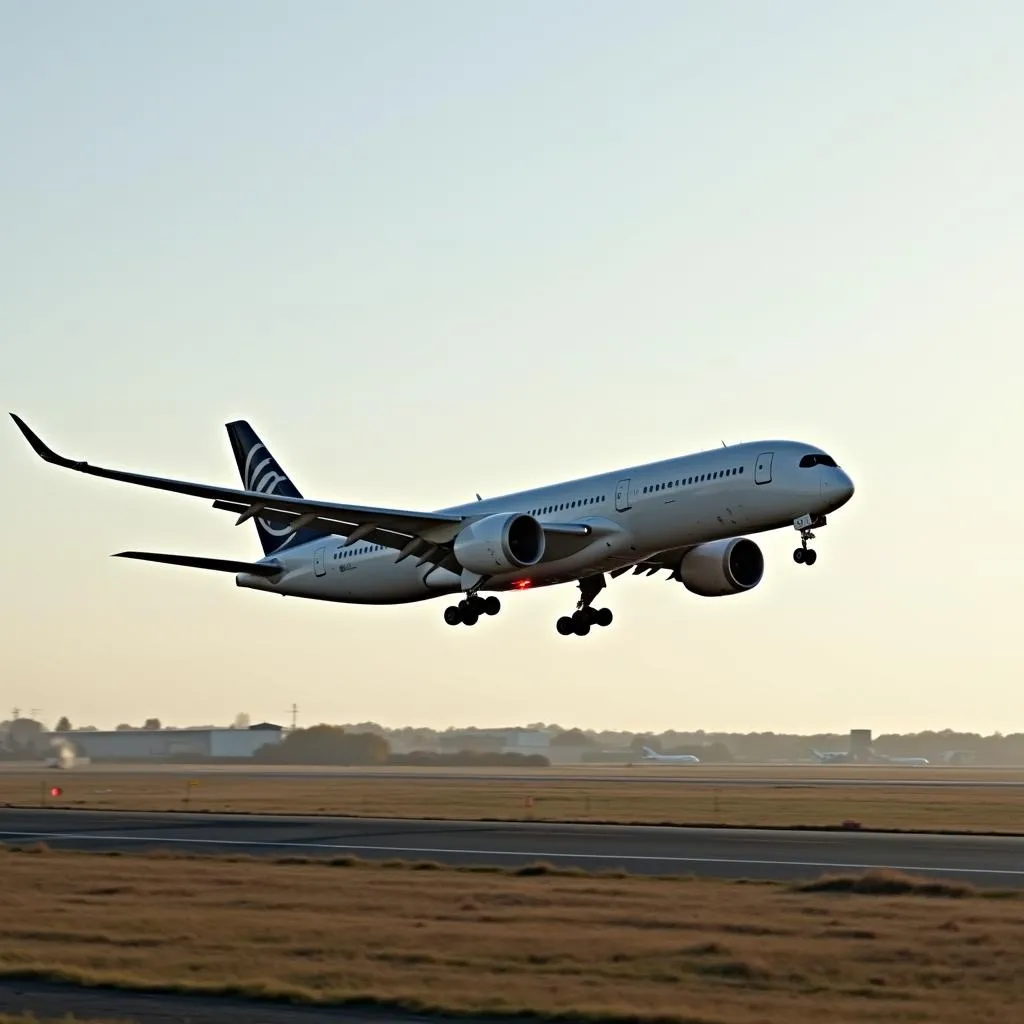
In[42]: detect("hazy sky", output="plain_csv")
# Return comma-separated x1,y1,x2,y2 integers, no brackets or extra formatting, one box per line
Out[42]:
3,2,1022,735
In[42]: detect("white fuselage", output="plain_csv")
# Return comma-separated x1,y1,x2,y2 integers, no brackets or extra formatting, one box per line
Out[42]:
237,439,854,605
641,749,700,764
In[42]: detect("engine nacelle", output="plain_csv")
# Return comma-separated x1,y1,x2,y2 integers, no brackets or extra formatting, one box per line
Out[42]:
453,513,546,575
677,538,764,597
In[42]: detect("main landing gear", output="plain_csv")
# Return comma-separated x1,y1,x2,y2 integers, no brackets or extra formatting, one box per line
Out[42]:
557,606,613,637
556,574,613,637
444,594,500,627
793,513,825,566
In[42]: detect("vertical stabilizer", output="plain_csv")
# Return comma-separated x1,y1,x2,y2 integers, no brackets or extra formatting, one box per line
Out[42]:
225,420,323,555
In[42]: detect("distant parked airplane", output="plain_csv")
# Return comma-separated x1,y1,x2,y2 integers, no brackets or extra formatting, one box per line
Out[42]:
810,748,855,764
640,746,701,764
874,754,930,766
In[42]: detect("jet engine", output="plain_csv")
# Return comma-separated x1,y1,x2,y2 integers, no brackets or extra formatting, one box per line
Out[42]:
676,538,764,597
453,513,546,575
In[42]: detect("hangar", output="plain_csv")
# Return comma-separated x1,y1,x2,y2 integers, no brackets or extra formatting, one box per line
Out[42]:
49,723,284,762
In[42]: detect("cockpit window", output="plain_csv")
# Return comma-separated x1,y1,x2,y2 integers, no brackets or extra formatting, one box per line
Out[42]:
799,453,838,468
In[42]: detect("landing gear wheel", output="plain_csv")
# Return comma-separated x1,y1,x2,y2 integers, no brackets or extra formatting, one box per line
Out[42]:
556,616,575,636
462,610,479,627
484,596,501,616
793,514,823,568
594,607,613,628
444,606,462,626
573,616,591,637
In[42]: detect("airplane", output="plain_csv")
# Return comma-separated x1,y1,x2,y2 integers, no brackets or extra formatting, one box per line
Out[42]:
810,748,856,764
9,414,855,636
874,754,930,766
640,746,701,764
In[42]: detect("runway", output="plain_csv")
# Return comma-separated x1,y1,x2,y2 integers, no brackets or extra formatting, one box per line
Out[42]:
3,807,1024,886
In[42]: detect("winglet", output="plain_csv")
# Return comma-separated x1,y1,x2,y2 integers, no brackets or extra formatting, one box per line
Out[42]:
9,414,86,470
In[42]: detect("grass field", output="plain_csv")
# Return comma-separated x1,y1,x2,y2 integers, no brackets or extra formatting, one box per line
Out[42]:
1,844,1023,1022
3,769,1024,833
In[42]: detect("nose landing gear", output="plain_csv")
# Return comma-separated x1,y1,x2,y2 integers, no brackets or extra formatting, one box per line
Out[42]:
793,513,825,566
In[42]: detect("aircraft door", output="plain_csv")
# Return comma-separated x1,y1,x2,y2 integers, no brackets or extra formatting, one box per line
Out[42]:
615,478,632,512
754,452,774,485
313,545,327,577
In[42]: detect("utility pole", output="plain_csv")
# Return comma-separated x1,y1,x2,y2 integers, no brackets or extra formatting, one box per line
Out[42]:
290,703,298,731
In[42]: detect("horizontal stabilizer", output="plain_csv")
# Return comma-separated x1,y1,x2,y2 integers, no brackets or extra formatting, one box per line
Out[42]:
113,551,283,577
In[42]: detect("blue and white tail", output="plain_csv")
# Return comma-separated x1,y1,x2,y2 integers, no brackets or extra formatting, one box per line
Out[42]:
225,420,323,556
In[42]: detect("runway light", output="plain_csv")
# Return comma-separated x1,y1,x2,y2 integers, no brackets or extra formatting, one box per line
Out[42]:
50,787,62,797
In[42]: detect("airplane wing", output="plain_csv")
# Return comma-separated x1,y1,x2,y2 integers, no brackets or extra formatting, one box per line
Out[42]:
11,413,467,549
11,415,598,571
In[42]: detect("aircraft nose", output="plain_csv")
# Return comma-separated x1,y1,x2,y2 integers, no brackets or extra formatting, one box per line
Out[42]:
821,469,855,510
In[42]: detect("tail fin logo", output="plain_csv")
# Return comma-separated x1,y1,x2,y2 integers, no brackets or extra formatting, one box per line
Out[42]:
227,419,321,557
243,443,298,542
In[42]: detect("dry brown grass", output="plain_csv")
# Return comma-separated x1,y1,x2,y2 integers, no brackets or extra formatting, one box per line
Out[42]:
2,769,1024,833
1,845,1023,1022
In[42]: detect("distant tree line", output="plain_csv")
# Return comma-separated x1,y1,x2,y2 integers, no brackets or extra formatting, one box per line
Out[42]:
337,723,1024,766
390,750,549,767
254,725,390,765
252,726,551,767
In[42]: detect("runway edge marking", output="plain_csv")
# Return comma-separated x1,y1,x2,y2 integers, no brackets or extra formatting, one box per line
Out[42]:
1,829,1023,878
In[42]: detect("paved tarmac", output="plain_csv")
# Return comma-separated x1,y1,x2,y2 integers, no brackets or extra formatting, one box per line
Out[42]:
3,807,1024,886
0,978,458,1024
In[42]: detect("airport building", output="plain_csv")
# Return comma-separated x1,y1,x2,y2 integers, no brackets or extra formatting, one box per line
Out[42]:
49,723,284,762
438,728,550,756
